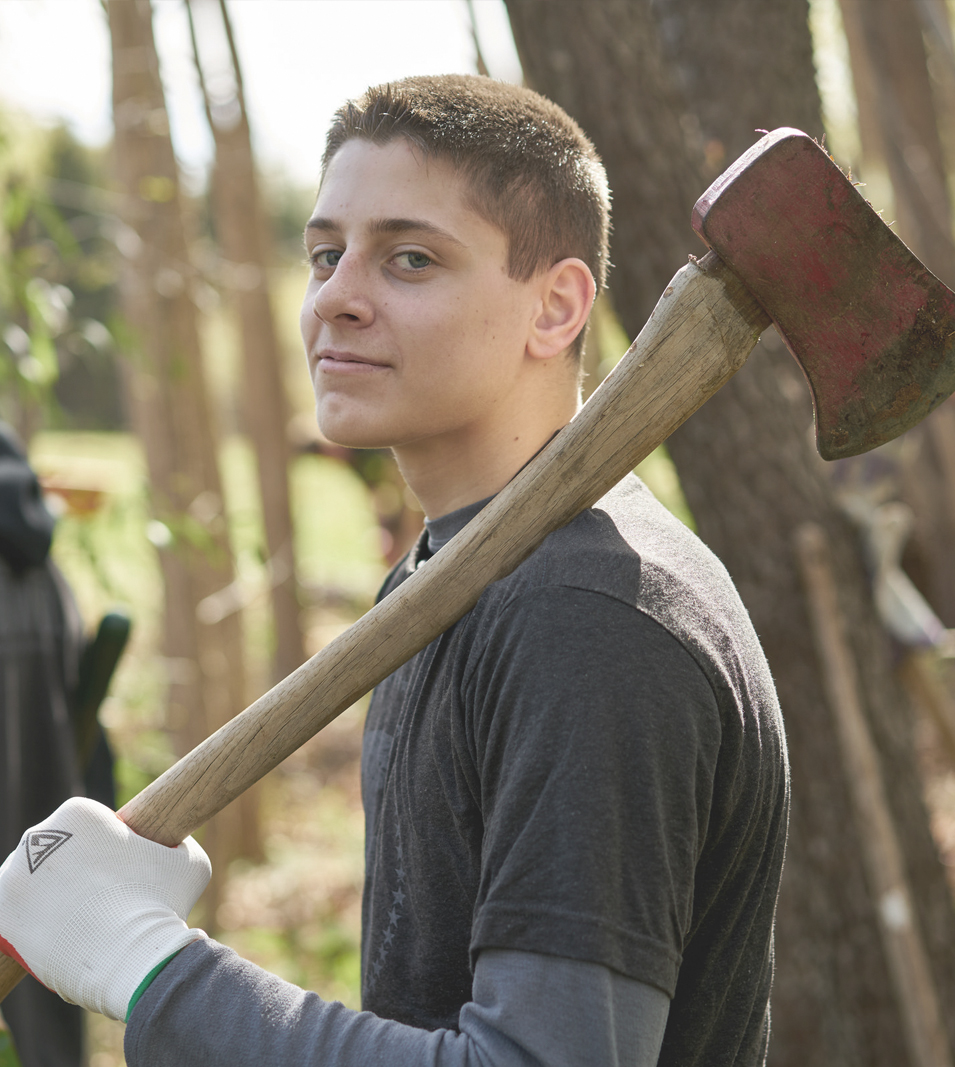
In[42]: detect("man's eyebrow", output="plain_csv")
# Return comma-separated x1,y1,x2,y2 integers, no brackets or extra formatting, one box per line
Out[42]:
305,216,339,234
304,216,465,248
370,218,466,247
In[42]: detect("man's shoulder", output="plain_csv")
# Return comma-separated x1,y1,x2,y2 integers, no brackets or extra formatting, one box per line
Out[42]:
490,473,732,615
477,474,776,709
376,472,773,706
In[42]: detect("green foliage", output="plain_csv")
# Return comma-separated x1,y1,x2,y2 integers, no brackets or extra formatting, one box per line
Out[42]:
0,1031,23,1067
0,114,123,436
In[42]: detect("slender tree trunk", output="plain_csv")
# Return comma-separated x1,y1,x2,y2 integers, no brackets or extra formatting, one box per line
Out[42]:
186,0,306,685
505,2,955,1063
107,0,252,925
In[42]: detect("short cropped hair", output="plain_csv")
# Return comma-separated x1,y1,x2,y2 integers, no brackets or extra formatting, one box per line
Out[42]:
322,74,611,358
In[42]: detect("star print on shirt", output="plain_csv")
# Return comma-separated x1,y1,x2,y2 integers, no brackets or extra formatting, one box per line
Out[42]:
365,825,407,996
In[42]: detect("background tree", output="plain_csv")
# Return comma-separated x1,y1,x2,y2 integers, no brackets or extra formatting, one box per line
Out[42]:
505,2,955,1063
107,0,255,924
186,0,306,685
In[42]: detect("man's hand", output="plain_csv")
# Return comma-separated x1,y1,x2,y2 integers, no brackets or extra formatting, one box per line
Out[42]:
0,797,210,1021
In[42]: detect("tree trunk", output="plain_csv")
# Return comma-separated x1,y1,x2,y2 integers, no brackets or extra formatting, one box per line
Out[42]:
186,0,306,685
107,0,252,924
504,2,955,1063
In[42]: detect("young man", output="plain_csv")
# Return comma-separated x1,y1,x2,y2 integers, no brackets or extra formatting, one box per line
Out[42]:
0,75,789,1067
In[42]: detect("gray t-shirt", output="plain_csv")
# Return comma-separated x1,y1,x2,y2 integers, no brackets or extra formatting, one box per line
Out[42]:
361,474,788,1064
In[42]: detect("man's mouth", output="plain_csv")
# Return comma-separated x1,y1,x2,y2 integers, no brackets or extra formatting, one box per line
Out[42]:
317,350,389,371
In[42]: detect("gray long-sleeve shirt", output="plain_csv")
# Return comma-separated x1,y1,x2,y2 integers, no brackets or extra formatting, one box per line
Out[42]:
126,940,669,1066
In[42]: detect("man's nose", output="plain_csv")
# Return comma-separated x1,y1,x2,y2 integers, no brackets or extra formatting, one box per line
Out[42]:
312,253,374,326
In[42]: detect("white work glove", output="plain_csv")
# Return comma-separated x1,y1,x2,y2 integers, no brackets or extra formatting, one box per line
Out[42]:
0,797,210,1021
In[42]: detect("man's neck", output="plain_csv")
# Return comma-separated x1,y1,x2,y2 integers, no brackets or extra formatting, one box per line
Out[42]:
395,402,577,520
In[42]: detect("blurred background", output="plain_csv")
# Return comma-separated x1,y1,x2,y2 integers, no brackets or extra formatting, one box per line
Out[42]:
2,2,955,1065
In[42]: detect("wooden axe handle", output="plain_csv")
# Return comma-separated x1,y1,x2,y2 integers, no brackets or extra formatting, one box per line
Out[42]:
0,251,769,1001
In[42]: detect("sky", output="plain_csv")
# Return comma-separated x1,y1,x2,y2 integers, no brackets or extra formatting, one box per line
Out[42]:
0,0,522,190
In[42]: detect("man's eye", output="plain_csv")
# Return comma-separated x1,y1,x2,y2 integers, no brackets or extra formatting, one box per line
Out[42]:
310,249,342,269
397,251,432,270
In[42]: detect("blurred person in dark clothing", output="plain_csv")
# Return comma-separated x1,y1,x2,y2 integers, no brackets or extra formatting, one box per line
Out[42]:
0,421,85,1067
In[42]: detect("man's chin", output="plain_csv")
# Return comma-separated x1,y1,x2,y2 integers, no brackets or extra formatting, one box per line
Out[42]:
316,413,394,452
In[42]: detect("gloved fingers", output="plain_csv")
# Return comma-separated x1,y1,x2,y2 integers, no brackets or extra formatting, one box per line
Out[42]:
4,797,211,917
112,813,212,920
0,797,211,1020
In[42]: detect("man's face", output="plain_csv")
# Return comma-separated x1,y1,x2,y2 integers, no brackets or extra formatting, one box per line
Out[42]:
300,138,543,456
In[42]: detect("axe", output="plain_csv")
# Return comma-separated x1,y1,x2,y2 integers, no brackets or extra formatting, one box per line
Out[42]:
2,128,954,999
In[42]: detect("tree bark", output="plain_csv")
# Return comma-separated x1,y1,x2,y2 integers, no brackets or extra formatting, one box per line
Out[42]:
107,0,252,923
186,0,306,685
505,2,955,1063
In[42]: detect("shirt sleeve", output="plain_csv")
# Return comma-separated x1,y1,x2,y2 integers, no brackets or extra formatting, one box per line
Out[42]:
462,586,722,995
124,940,669,1067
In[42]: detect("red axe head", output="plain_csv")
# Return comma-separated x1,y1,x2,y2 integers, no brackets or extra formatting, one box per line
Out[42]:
691,128,955,460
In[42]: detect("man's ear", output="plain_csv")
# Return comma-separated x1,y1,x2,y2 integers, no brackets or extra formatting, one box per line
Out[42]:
527,258,597,360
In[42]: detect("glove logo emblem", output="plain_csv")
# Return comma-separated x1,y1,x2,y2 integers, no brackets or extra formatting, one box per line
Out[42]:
25,830,73,873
